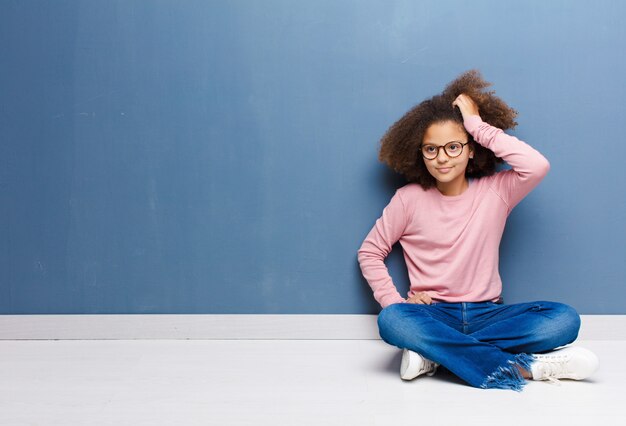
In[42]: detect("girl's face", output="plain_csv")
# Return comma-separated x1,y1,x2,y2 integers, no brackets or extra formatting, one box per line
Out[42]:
422,120,474,190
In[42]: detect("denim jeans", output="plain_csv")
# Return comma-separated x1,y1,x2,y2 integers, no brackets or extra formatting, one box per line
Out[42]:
377,300,581,391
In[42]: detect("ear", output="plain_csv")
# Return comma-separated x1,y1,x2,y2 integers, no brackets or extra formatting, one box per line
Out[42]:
466,136,475,159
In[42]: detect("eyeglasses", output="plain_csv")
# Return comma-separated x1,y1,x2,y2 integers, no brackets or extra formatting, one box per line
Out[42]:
421,141,469,160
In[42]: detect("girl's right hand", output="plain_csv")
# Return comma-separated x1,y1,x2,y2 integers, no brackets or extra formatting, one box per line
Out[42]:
452,93,480,122
405,292,432,305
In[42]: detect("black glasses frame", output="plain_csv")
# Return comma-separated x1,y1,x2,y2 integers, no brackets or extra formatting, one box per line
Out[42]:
421,141,469,160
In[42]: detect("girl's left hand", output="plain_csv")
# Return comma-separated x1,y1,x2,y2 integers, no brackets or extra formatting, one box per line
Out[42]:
452,93,480,121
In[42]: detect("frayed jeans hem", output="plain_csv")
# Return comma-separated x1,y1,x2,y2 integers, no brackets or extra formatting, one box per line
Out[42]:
479,353,536,392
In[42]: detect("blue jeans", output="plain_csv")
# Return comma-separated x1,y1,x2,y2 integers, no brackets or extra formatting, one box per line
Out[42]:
377,300,581,391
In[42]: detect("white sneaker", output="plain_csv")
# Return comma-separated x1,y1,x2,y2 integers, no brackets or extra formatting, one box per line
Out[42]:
530,346,599,384
400,349,439,381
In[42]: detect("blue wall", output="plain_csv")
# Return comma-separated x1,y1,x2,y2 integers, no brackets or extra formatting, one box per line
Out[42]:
1,0,624,314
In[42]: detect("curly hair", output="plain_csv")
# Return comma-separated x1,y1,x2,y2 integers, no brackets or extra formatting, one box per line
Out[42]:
378,69,519,189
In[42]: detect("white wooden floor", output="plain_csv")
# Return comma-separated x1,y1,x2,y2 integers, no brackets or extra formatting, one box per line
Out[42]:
0,339,622,425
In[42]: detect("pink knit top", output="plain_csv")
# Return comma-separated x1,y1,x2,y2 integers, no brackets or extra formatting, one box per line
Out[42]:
357,115,550,308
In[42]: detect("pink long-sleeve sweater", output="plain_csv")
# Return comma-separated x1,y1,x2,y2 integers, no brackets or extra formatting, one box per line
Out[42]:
357,115,550,308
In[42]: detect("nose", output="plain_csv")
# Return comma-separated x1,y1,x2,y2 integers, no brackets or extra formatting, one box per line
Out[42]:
436,148,449,163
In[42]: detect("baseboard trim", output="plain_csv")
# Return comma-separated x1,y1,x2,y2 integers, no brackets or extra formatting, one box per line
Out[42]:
0,314,624,340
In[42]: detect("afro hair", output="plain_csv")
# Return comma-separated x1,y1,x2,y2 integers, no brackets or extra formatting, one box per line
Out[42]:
378,69,519,189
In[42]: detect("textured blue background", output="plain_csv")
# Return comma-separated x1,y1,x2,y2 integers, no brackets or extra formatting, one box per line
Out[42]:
1,0,624,314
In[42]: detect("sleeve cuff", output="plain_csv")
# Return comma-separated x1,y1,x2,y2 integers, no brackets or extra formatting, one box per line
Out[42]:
381,296,407,309
463,114,483,136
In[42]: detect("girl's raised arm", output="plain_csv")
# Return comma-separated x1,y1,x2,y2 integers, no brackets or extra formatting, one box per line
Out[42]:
464,114,550,212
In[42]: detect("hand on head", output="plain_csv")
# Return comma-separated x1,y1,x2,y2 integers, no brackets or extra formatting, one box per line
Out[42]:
452,93,480,121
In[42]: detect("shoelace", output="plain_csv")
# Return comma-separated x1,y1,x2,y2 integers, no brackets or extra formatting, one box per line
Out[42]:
536,354,572,386
420,360,439,377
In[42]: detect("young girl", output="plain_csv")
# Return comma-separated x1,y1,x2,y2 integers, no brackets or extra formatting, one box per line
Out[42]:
357,70,598,391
